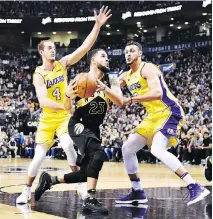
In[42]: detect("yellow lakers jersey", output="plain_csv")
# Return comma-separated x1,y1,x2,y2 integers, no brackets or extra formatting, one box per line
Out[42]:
124,62,183,115
33,61,67,114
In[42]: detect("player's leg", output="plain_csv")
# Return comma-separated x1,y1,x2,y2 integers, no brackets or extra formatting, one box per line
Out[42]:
57,118,87,199
151,131,210,205
34,138,108,213
116,132,148,204
16,144,49,204
16,121,55,204
59,133,78,171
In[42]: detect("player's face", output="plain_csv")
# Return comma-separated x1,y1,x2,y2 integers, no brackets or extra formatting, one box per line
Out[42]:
94,50,110,73
41,41,56,61
125,45,141,65
95,50,109,68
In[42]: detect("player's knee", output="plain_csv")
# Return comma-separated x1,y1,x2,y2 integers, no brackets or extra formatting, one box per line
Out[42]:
28,144,46,177
60,133,74,149
87,150,105,179
151,145,160,158
122,143,132,158
60,134,77,166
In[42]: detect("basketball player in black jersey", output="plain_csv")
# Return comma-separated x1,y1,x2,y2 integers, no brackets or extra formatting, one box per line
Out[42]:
34,49,123,214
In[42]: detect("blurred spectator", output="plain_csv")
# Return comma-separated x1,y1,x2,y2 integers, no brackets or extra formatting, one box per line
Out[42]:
8,137,18,158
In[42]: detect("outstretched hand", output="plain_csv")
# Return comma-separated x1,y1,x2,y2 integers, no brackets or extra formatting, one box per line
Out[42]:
96,79,108,92
94,6,112,28
66,80,78,100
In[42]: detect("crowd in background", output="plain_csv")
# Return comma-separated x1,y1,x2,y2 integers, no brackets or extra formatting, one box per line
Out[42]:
0,1,181,17
0,41,211,165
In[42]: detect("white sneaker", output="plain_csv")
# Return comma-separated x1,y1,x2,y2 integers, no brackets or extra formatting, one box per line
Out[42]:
76,183,88,200
16,186,31,204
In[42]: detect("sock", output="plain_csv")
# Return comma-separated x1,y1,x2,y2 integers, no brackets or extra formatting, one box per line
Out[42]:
180,172,196,186
131,178,142,191
51,176,60,185
25,184,31,192
88,189,96,199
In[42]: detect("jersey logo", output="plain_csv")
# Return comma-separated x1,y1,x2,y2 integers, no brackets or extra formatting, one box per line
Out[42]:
128,81,141,91
74,123,84,135
46,75,64,89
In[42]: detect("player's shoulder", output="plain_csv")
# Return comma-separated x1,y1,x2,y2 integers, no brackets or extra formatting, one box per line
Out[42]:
142,62,161,76
119,71,128,79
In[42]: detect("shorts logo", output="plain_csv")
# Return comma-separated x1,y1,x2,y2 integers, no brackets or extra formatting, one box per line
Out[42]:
74,123,84,135
167,128,176,135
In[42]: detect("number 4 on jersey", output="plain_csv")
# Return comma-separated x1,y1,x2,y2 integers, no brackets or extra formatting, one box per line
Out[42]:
52,87,61,100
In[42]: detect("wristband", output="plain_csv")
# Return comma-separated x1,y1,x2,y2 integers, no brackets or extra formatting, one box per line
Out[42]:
65,94,70,98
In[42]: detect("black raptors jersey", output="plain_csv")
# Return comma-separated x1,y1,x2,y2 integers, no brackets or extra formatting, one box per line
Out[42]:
72,90,109,131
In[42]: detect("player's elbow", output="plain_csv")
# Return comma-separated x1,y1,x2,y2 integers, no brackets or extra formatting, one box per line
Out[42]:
117,99,124,108
38,97,47,108
154,89,163,100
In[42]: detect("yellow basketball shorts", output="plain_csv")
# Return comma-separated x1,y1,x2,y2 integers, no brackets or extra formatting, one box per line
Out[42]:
135,109,184,147
36,112,71,148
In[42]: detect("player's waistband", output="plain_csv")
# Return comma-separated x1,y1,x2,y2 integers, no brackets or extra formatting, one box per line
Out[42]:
147,106,184,118
42,108,68,114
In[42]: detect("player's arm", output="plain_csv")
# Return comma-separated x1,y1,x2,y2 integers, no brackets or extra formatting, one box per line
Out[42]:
118,71,127,87
123,63,163,105
96,78,124,107
33,73,64,110
59,6,112,69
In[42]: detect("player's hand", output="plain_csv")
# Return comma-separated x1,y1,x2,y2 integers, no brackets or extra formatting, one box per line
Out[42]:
123,97,132,105
96,79,108,92
66,80,78,100
66,106,75,115
94,6,112,28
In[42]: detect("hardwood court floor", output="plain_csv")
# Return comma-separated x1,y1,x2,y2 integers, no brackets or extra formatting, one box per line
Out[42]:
0,158,212,219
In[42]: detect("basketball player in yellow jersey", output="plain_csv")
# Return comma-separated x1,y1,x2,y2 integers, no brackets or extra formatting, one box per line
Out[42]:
116,41,210,206
16,6,112,204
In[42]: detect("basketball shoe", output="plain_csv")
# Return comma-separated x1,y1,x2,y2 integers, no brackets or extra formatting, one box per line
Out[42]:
115,189,148,205
82,197,108,214
34,171,52,201
16,186,31,204
187,183,210,205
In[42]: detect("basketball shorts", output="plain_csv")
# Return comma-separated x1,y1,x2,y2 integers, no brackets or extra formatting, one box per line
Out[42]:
68,117,100,164
135,108,184,147
36,112,71,148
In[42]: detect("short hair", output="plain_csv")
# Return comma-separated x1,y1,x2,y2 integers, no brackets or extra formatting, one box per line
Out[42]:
87,48,105,65
204,131,209,135
125,41,142,51
37,40,52,53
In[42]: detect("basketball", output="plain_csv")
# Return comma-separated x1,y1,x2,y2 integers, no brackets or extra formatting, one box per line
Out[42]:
75,73,97,98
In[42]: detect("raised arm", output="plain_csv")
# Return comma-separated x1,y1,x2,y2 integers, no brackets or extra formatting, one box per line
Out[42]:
59,6,112,69
33,74,64,110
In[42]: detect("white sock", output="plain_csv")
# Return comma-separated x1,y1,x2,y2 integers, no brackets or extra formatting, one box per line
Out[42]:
131,178,142,191
181,173,196,186
24,185,31,193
